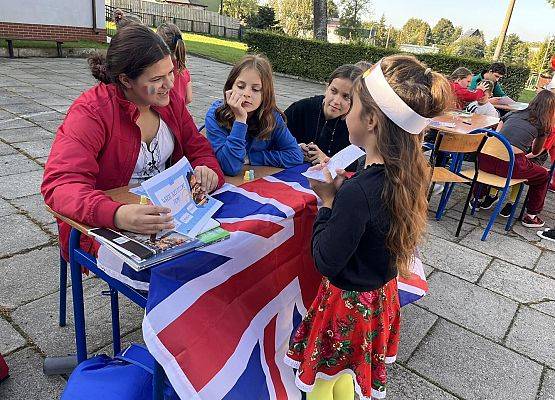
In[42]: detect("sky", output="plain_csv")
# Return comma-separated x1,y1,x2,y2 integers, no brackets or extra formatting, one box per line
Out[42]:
370,0,554,43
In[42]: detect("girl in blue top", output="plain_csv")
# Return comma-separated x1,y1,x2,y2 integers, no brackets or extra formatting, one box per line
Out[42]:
205,54,303,176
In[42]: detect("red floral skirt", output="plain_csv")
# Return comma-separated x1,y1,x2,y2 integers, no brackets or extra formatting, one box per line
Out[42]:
284,277,400,400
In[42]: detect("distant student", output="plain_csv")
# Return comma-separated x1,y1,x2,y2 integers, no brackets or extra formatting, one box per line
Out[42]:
205,54,303,176
42,25,223,261
113,8,143,29
354,60,373,72
284,55,450,400
285,64,363,165
157,23,192,104
468,62,514,104
476,90,555,226
466,80,499,118
449,67,488,109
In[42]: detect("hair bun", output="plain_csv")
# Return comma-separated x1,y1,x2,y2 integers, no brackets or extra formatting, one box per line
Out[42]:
88,52,111,84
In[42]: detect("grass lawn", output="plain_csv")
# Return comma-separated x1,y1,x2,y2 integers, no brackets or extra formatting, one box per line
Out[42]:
0,39,108,49
182,32,246,64
518,88,535,103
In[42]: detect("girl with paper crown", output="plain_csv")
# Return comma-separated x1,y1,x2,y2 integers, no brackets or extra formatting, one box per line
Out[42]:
284,55,450,400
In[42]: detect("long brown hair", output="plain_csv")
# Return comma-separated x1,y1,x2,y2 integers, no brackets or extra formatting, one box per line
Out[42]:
449,67,472,82
526,89,555,134
215,54,284,140
157,22,187,73
88,24,170,85
353,55,451,277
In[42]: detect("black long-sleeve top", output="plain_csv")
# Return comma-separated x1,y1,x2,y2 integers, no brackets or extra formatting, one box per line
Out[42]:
284,95,351,157
311,164,397,291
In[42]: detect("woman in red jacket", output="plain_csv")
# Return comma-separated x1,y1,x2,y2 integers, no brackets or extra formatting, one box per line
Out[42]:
41,24,224,261
449,67,489,109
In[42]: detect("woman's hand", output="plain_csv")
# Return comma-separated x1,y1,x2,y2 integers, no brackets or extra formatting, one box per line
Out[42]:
225,89,248,123
194,165,219,193
114,204,174,234
308,163,347,208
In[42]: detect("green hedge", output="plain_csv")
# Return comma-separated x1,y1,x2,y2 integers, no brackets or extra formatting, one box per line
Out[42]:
244,30,530,100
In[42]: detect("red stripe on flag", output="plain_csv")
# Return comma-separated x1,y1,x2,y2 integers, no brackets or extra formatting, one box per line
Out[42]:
263,316,288,400
220,220,283,238
399,273,429,292
242,179,316,212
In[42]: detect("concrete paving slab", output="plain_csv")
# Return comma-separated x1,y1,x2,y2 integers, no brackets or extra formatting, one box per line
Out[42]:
408,319,542,400
12,194,56,226
0,317,26,354
418,272,518,341
14,139,53,159
0,348,66,400
536,250,555,279
538,368,555,400
387,363,457,400
397,304,437,363
0,126,54,144
0,170,43,199
0,153,42,176
0,214,50,257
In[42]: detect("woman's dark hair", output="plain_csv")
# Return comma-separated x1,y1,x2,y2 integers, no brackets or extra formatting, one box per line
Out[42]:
449,67,472,81
526,89,555,134
88,24,170,85
327,64,363,84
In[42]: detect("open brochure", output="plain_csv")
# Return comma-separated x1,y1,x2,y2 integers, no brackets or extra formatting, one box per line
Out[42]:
141,157,223,238
90,226,230,271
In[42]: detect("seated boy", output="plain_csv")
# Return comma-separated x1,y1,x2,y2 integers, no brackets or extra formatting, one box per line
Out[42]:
466,80,499,118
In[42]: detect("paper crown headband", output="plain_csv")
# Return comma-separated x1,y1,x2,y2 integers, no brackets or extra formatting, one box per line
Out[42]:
363,60,430,135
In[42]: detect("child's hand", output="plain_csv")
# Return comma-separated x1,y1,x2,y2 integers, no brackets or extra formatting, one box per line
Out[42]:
476,81,489,92
307,143,327,165
308,164,347,208
225,89,248,123
299,143,310,161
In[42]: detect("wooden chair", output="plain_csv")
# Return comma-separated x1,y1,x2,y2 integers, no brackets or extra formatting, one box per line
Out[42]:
441,129,526,241
428,131,487,236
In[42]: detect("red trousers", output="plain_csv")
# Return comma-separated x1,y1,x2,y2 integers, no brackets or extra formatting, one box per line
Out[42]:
478,153,549,214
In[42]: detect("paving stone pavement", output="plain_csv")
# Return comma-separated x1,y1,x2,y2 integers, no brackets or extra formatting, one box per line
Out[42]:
1,56,555,399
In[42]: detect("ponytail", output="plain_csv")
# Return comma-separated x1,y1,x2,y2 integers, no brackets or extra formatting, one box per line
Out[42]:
157,23,187,72
174,36,187,73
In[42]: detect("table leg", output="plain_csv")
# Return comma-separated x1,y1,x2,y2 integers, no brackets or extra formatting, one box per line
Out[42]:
110,287,121,355
69,229,87,363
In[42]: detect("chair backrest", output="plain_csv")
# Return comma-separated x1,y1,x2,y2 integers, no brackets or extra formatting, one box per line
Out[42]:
437,132,487,153
480,136,523,162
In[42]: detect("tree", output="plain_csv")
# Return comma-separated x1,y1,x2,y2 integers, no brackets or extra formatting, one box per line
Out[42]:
336,0,373,41
431,18,455,46
445,36,486,58
314,0,328,41
244,6,280,30
270,0,313,37
328,0,339,18
399,18,432,46
529,40,554,74
451,26,463,42
222,0,258,19
485,34,529,65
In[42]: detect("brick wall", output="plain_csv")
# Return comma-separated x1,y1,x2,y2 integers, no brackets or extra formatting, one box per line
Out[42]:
0,22,106,43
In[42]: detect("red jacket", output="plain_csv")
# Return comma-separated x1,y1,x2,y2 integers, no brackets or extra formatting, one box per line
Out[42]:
42,83,224,261
450,81,485,109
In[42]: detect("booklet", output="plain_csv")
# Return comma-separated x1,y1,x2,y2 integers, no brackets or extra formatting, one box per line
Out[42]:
141,157,223,238
91,227,230,271
302,145,365,182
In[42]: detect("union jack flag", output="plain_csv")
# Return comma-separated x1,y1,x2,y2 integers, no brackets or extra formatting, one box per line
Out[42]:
135,165,428,400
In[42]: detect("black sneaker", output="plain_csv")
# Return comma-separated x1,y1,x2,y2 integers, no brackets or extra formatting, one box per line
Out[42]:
499,203,513,218
479,195,499,210
538,228,555,241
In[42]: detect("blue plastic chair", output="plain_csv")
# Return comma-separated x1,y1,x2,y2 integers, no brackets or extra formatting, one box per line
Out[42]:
435,129,526,241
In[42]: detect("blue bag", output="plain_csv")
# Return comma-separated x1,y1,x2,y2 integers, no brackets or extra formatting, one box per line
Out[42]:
61,344,178,400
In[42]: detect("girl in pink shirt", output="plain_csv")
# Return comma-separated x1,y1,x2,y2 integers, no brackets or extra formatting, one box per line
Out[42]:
157,23,193,104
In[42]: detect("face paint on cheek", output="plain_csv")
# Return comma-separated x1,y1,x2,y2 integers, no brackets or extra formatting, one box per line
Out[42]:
147,85,157,95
